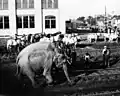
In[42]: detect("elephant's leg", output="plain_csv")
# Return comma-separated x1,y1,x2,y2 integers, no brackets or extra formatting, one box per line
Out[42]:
43,59,53,84
26,70,38,88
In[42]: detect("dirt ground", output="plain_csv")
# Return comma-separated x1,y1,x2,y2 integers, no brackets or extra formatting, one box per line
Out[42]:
1,57,120,96
1,42,120,96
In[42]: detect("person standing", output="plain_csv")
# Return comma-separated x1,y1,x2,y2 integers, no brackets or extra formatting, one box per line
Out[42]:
84,53,91,69
84,52,91,75
71,46,76,66
102,46,111,68
15,34,17,40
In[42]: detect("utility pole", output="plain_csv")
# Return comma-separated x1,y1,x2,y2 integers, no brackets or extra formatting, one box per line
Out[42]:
41,0,44,34
95,15,97,27
15,0,18,38
105,6,106,18
105,5,107,24
105,5,108,33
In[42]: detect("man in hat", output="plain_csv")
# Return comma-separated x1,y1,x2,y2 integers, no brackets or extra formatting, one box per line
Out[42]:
102,46,111,68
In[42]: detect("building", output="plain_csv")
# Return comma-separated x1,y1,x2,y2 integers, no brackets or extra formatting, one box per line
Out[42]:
0,0,65,36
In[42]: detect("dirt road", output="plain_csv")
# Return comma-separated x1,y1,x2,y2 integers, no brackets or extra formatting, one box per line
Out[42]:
1,61,120,96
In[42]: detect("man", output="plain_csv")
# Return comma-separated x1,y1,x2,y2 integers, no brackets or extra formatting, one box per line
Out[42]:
84,53,91,69
57,34,65,53
102,46,110,68
71,47,76,66
84,52,91,75
20,34,27,51
21,34,26,41
15,34,18,40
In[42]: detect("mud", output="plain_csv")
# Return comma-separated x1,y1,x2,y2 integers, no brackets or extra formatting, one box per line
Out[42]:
1,60,120,96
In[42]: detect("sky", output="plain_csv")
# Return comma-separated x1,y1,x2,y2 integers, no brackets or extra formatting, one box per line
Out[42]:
59,0,120,19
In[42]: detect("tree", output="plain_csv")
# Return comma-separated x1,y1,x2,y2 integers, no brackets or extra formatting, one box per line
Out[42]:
77,16,85,23
92,18,97,26
86,16,93,25
96,15,105,21
86,16,97,26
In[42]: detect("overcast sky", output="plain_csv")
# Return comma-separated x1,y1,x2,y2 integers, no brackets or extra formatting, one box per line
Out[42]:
59,0,120,19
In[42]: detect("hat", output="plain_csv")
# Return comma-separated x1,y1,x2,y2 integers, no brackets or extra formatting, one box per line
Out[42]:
104,46,107,48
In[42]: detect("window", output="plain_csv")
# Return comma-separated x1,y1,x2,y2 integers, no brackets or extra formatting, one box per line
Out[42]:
17,15,35,29
45,20,50,28
3,0,8,9
45,15,56,29
42,0,58,9
0,0,2,9
0,0,8,10
0,17,3,29
17,16,22,28
48,0,52,8
23,0,27,8
23,16,28,28
29,16,34,28
17,0,21,9
4,16,9,29
0,16,9,29
54,0,58,8
29,0,34,8
51,19,56,28
17,0,34,9
42,0,46,9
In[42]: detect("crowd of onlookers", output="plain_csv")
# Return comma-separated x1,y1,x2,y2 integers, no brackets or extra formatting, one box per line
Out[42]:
6,31,112,69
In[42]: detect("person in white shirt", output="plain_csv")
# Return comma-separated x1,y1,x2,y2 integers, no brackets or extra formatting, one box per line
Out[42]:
21,34,26,42
102,46,110,68
84,52,91,69
84,52,92,75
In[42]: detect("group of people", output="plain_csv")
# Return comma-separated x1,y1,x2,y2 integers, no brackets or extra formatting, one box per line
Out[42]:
14,32,112,87
54,34,111,69
7,33,53,54
7,32,76,57
7,32,111,69
84,45,110,70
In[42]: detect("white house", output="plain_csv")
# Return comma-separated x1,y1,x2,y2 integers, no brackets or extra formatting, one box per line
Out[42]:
0,0,65,36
